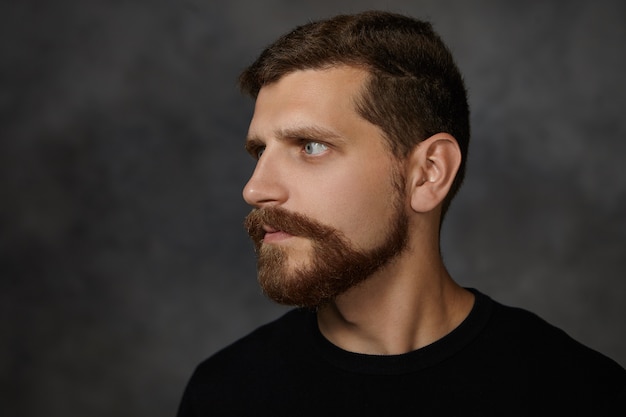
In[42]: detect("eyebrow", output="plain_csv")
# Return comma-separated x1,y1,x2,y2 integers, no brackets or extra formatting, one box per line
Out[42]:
245,125,345,153
278,125,344,142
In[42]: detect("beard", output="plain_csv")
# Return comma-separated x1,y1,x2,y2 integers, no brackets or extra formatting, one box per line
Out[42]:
244,189,409,308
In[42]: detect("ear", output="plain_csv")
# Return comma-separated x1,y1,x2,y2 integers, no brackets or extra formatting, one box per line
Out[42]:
407,133,461,213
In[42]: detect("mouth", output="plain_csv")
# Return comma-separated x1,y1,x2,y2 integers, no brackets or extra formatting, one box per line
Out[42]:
262,225,293,243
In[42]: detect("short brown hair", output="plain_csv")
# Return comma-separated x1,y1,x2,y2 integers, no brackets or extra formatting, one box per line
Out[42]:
239,10,470,218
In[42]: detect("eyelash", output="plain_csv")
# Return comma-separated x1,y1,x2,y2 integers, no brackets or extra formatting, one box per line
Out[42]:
248,139,329,160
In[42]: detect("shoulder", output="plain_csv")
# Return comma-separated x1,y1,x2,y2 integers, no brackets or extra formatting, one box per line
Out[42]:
189,308,312,383
176,308,315,416
479,292,625,391
462,291,626,414
487,296,616,362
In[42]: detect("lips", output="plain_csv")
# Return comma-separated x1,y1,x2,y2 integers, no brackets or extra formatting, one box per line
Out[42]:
262,225,292,243
262,225,278,234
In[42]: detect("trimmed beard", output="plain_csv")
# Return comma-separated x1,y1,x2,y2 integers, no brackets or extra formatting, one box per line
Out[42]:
244,183,409,308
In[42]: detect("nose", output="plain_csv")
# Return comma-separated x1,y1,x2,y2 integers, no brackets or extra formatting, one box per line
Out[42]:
242,149,288,208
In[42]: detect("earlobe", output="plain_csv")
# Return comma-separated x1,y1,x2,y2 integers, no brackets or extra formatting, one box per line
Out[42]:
408,133,461,213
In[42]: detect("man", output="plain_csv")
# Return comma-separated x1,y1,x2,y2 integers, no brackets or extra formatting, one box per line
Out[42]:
177,10,625,416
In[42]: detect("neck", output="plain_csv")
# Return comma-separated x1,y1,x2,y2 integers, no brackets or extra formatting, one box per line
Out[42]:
316,242,474,355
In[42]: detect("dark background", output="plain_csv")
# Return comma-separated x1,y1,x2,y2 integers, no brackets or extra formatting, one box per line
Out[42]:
2,1,625,416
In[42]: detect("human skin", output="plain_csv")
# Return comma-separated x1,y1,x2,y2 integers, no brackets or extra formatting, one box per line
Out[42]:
243,67,402,267
242,66,474,355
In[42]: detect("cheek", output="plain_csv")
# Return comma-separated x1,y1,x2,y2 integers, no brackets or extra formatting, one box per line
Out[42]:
307,167,401,248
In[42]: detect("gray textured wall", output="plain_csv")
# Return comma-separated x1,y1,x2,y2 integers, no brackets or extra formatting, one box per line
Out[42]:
2,1,625,416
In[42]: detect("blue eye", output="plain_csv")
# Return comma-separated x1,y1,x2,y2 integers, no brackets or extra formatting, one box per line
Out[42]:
304,142,328,155
256,147,265,159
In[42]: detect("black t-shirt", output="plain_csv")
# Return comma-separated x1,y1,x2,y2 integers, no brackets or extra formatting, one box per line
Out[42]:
177,289,626,416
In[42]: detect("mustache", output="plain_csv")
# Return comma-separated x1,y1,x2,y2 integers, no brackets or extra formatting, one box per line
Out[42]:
244,207,337,245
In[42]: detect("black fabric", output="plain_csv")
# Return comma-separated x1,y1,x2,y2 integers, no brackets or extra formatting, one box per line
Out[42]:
177,289,626,416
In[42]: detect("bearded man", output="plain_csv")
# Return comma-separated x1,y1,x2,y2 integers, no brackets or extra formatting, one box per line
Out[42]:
176,10,626,416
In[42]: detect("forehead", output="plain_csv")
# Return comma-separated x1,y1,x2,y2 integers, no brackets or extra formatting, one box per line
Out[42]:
247,66,372,138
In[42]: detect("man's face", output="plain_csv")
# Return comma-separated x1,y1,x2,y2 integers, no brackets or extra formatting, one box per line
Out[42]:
242,66,409,308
